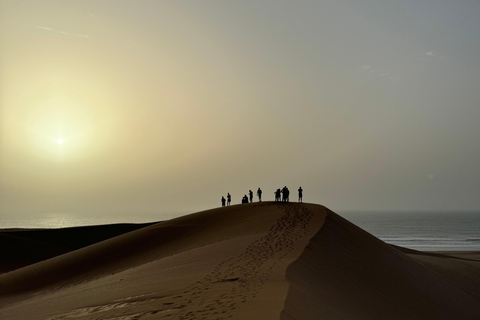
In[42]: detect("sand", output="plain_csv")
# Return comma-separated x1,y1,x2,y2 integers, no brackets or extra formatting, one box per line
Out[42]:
0,223,155,274
0,203,479,319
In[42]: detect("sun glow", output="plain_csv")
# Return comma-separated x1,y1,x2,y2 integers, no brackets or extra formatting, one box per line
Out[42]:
15,95,100,160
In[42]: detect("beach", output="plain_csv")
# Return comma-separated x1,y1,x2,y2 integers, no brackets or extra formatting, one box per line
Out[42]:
1,203,479,319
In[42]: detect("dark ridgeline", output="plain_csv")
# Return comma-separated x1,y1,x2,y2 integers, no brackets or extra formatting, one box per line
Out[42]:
0,223,155,274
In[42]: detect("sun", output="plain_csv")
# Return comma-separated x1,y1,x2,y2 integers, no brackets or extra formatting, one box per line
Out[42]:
57,138,64,144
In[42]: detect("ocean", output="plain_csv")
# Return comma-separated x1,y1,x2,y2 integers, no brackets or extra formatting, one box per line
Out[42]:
1,210,479,252
341,211,480,252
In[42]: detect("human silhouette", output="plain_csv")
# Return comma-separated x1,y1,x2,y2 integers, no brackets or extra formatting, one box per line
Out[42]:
249,190,253,203
298,187,303,203
281,186,290,202
257,187,262,202
221,196,226,207
227,193,231,206
275,188,281,202
242,195,249,204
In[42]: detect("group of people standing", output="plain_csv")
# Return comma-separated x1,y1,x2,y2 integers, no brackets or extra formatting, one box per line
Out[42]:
274,186,290,202
221,188,262,206
221,193,232,207
221,186,303,207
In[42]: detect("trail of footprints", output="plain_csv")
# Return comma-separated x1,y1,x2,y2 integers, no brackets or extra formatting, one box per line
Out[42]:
48,204,313,320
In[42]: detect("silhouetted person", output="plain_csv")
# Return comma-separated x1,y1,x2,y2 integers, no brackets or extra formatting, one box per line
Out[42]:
275,188,281,202
249,190,253,203
281,186,290,202
257,187,262,202
221,196,226,207
242,195,248,204
227,193,231,206
298,187,303,202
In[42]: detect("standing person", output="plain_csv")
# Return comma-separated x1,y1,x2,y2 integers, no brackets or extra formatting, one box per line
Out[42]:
298,187,303,203
275,189,281,202
221,196,226,207
227,193,231,206
257,187,262,202
281,186,287,202
249,190,253,203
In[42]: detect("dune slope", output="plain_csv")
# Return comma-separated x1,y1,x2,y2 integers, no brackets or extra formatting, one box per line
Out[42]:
281,209,480,320
1,203,479,320
0,203,325,319
0,223,155,273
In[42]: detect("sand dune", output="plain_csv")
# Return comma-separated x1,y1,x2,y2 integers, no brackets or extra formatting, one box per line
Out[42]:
0,223,155,274
0,203,479,319
399,247,480,301
282,210,480,320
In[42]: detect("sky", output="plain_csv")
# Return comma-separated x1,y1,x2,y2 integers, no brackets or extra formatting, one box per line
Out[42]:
1,0,480,220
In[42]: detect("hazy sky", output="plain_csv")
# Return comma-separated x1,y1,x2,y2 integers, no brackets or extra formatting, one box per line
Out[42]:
1,0,480,219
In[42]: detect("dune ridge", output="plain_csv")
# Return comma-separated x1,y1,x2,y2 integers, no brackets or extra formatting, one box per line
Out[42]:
0,203,326,319
1,203,479,320
0,223,156,274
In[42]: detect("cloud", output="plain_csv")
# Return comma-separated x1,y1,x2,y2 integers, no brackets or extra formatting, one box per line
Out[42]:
360,65,373,72
425,51,435,56
34,25,90,39
35,25,53,31
359,64,402,82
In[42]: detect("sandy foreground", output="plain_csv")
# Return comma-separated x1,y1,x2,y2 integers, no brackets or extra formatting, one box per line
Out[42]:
0,203,479,319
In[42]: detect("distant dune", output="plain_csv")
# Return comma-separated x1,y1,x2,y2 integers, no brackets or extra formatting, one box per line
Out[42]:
0,223,155,274
0,203,479,319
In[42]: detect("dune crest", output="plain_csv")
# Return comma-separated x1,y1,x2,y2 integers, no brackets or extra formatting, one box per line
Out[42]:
0,203,326,319
1,203,479,320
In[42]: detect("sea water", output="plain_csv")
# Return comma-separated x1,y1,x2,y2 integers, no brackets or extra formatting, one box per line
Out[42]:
341,211,480,251
0,212,177,229
0,210,479,252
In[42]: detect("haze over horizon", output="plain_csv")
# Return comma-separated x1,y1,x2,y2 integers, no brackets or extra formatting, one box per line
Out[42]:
1,0,480,219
